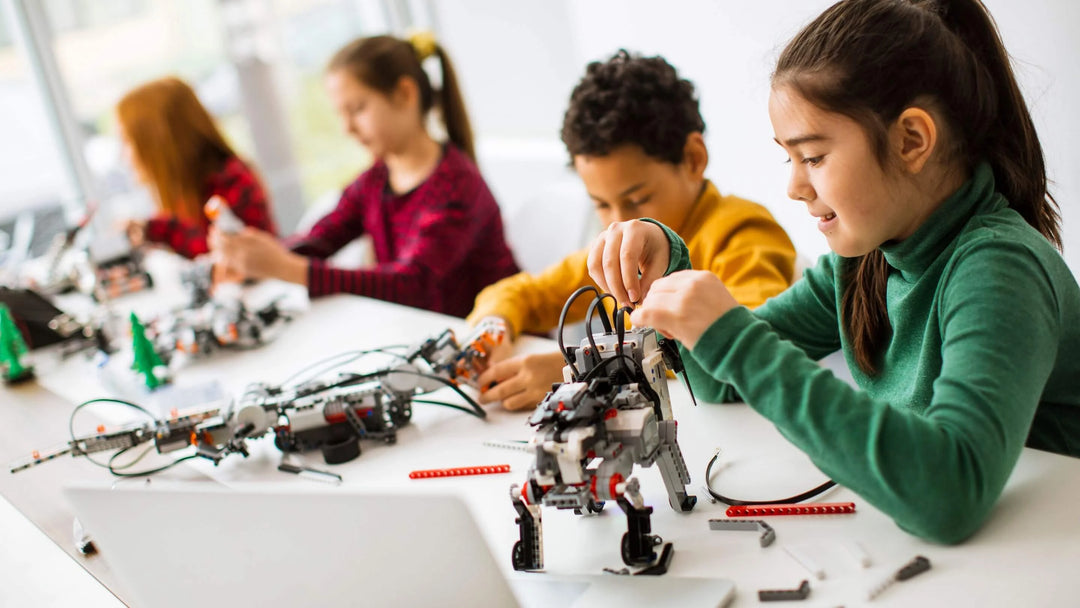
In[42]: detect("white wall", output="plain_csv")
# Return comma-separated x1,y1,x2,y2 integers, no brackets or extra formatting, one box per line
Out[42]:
437,0,1080,277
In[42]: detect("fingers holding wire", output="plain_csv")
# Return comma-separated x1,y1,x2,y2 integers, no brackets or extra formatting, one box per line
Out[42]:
618,221,657,305
587,230,608,295
628,270,739,350
587,220,672,307
600,225,632,305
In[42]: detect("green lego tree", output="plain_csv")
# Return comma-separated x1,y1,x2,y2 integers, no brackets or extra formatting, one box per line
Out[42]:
130,312,166,390
0,303,34,383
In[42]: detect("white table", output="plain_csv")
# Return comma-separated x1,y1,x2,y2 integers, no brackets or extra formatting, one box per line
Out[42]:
3,293,1080,607
0,493,124,607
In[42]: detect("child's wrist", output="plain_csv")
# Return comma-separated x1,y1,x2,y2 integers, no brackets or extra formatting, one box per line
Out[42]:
478,315,516,341
282,252,309,286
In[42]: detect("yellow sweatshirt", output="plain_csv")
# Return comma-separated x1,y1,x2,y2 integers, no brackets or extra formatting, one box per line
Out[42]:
468,181,796,336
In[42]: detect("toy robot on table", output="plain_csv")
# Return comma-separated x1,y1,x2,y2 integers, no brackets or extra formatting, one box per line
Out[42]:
8,319,506,474
139,197,293,361
33,204,154,301
146,297,293,362
509,287,697,574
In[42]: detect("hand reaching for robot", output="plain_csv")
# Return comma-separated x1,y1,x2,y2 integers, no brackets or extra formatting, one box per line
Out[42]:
211,260,246,287
629,270,739,350
476,350,566,411
587,219,671,306
210,227,309,285
588,220,740,350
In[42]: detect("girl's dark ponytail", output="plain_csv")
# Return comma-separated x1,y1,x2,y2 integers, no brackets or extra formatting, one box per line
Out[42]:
775,0,1060,375
327,34,476,163
933,0,1060,248
432,44,476,163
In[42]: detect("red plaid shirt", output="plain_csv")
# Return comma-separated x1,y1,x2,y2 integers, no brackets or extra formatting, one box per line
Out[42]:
145,156,277,259
289,145,520,317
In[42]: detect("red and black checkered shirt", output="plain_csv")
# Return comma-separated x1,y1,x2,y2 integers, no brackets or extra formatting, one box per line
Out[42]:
144,156,278,259
289,144,520,318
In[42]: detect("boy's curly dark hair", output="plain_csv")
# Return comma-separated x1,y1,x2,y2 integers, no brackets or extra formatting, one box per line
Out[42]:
561,50,705,165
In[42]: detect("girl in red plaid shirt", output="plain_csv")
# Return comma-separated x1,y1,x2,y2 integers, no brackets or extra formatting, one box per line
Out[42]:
116,77,277,259
213,34,519,317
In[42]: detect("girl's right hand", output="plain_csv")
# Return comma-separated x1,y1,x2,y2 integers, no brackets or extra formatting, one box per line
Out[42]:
586,220,671,306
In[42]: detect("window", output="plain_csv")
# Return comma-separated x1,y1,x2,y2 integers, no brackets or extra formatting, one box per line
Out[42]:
34,0,402,236
41,0,248,226
0,4,75,258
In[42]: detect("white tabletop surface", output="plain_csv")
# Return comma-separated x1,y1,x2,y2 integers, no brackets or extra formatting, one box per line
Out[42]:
0,493,124,607
3,275,1080,607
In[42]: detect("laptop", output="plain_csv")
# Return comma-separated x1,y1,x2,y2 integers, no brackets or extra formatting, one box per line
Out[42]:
0,287,81,349
65,482,734,608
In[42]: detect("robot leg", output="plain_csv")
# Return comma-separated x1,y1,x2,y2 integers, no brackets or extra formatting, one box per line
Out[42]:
510,483,544,571
656,419,697,512
615,478,663,567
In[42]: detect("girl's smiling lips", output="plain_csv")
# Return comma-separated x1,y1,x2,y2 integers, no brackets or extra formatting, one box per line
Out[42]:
812,210,838,231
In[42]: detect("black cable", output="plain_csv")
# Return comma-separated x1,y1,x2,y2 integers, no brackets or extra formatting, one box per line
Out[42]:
69,397,158,471
703,450,836,505
411,399,486,417
69,397,202,477
304,369,386,392
585,294,617,368
614,306,634,376
106,444,200,477
557,286,605,378
279,346,408,387
381,368,487,419
580,352,643,384
585,293,615,335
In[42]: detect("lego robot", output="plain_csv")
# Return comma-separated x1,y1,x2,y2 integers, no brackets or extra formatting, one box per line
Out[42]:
510,288,696,572
9,320,506,473
148,298,292,361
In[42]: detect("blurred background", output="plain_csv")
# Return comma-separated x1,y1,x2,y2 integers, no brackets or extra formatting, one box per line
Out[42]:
1,0,1076,276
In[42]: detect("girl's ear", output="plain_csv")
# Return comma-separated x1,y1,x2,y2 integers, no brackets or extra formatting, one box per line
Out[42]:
892,107,938,174
391,76,420,111
681,132,709,181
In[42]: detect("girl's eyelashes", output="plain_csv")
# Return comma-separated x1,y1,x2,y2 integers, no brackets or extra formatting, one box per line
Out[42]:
783,155,824,166
628,195,652,207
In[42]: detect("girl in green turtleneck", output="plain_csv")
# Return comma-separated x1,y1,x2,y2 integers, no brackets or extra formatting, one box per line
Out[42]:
586,0,1080,545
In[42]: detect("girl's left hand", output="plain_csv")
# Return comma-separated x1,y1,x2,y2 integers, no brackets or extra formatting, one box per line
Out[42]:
628,270,740,350
211,227,308,285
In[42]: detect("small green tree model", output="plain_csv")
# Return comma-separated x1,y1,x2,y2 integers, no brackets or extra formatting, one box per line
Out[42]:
0,303,34,383
130,312,166,390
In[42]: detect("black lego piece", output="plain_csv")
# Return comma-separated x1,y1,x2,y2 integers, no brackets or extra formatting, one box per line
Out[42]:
896,555,931,581
634,542,674,576
758,579,811,602
618,496,661,566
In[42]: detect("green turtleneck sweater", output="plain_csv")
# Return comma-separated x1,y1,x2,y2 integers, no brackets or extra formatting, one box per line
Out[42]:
651,163,1080,544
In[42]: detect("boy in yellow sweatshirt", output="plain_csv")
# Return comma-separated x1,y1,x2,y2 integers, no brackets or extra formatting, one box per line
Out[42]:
469,50,796,410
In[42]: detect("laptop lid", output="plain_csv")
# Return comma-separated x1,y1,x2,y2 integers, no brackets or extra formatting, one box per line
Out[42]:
64,482,521,608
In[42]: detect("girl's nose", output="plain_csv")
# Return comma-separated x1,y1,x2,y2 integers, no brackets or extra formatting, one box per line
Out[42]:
787,168,815,202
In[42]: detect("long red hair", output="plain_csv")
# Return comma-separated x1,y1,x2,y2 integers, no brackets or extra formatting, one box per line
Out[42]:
116,77,236,223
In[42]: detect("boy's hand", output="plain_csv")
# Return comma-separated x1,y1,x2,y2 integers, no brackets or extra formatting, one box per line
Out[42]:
629,270,739,350
476,351,566,411
587,220,670,306
211,227,308,285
